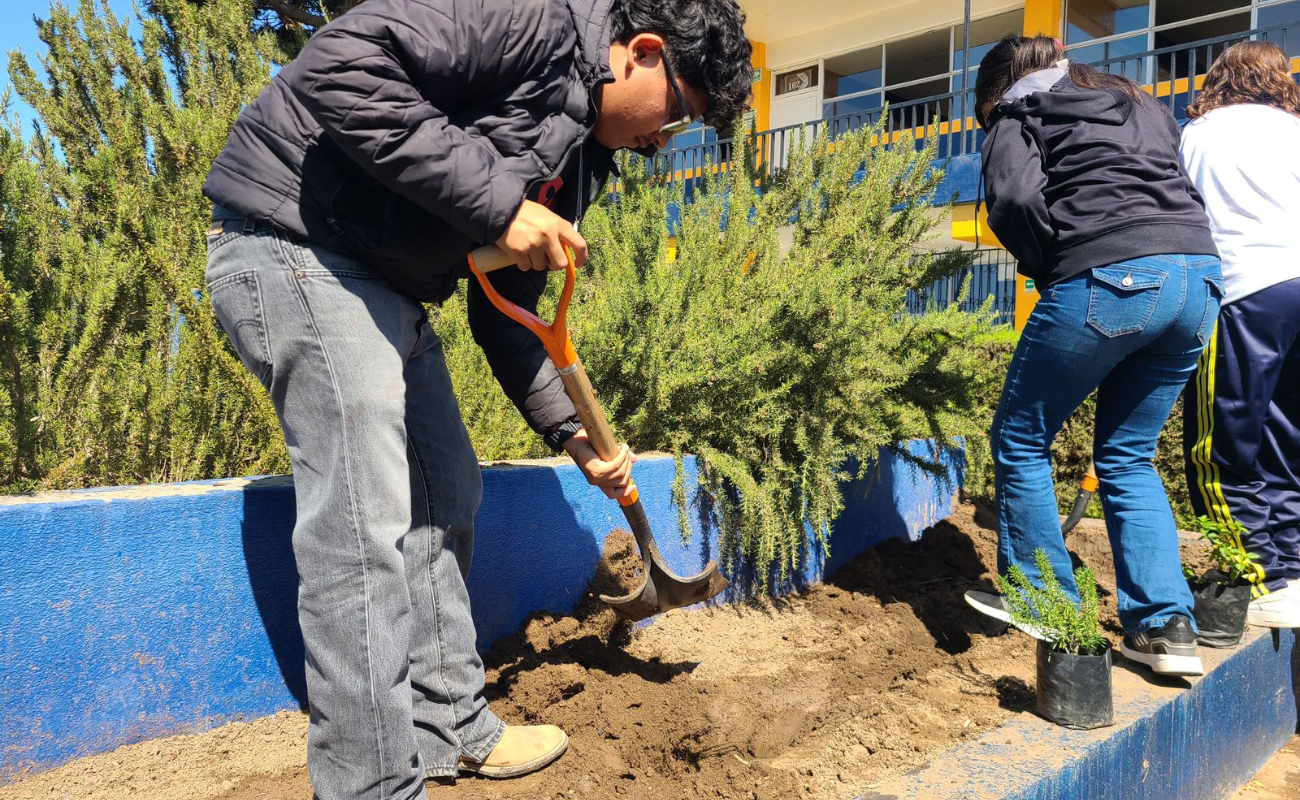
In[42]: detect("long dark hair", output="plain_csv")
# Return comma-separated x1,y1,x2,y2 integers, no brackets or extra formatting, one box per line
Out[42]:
974,35,1148,129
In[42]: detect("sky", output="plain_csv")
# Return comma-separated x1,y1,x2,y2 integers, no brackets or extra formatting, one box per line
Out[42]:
2,0,135,134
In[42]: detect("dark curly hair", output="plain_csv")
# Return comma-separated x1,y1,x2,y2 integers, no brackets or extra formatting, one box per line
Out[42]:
609,0,753,133
1187,41,1300,118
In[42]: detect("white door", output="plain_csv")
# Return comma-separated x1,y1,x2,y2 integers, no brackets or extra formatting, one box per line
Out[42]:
767,64,822,169
770,89,821,129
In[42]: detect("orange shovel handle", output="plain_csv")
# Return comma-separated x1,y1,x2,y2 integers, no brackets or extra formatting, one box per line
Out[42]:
466,245,639,507
467,245,578,369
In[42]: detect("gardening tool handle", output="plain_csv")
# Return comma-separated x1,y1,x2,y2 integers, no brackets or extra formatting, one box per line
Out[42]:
467,244,578,369
1081,462,1098,493
556,356,636,502
467,245,519,274
467,244,640,508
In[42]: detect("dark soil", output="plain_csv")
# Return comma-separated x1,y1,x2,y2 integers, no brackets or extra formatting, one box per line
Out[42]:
5,501,1199,800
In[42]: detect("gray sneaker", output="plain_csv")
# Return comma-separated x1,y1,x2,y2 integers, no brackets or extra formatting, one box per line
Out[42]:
1121,616,1204,677
964,590,1048,641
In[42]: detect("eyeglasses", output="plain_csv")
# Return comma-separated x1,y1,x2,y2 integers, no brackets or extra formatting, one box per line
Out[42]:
659,49,698,136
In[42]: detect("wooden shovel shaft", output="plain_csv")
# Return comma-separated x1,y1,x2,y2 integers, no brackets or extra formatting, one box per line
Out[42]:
556,357,620,462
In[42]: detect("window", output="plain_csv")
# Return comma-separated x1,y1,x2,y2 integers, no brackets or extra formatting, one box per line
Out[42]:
1067,0,1150,44
953,10,1026,127
952,9,1026,71
1258,1,1300,56
1069,34,1151,81
825,47,883,98
667,122,717,150
885,28,951,86
823,47,882,120
1155,0,1248,27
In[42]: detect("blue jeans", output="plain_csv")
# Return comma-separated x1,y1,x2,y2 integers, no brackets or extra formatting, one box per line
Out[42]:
993,254,1222,636
206,214,504,799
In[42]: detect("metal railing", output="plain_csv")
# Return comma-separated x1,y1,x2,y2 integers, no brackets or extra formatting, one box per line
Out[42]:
655,18,1300,187
905,248,1017,326
649,18,1298,326
650,86,975,183
1087,19,1299,118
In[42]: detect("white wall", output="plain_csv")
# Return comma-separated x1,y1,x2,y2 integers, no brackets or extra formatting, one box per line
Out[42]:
764,0,1024,70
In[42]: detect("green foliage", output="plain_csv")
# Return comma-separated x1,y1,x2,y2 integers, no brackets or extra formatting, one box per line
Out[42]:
0,0,288,490
1000,549,1107,655
437,120,1010,582
244,0,367,58
1188,515,1260,585
1,0,1010,588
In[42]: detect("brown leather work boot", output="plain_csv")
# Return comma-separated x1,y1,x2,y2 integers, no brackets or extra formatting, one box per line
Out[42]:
457,725,569,779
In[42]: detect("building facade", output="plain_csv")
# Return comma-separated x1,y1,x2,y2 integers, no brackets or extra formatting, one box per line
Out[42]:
666,0,1300,328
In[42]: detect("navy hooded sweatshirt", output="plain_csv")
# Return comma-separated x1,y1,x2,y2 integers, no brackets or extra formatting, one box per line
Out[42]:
981,68,1217,287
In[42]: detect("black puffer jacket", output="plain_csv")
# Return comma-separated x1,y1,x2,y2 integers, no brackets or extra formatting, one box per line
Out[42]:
204,0,620,449
982,70,1216,287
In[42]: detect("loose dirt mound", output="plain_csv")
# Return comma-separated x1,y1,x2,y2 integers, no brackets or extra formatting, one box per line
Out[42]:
5,502,1176,800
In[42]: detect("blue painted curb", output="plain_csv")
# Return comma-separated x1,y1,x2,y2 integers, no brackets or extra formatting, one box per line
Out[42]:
860,626,1299,800
0,442,962,779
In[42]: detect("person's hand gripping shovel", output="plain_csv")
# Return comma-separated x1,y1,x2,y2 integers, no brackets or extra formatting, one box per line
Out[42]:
467,245,729,621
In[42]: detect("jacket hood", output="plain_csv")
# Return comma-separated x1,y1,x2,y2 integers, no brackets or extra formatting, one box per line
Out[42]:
567,0,616,88
993,69,1133,128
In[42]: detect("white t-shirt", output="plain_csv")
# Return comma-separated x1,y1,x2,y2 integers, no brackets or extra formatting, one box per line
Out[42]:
1180,103,1300,305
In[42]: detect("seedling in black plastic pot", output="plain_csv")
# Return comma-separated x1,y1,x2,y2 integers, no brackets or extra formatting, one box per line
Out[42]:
1000,549,1113,729
1184,516,1257,648
1187,516,1259,585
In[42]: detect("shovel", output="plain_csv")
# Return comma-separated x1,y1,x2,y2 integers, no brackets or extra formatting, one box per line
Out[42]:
467,245,729,621
1061,462,1098,534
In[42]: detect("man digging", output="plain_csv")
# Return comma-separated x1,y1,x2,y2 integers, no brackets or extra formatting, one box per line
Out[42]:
200,0,752,797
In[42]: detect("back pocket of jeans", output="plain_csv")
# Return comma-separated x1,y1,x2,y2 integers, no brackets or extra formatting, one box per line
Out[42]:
208,271,273,390
1086,265,1167,337
1197,272,1224,346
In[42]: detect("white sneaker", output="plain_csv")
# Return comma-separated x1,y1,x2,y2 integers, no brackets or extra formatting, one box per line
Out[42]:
1246,587,1300,628
964,590,1048,641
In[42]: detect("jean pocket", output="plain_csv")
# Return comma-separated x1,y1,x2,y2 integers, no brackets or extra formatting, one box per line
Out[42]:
1196,272,1224,346
208,271,274,390
1086,265,1168,337
286,237,387,283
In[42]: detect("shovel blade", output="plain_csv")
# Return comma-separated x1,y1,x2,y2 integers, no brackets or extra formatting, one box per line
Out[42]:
599,558,729,622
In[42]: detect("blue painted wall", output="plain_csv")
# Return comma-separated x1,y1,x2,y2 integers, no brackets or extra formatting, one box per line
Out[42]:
0,442,961,778
934,152,982,204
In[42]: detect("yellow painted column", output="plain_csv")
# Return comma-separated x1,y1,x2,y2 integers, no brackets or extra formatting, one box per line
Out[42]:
750,41,770,131
1009,0,1066,329
1023,0,1064,39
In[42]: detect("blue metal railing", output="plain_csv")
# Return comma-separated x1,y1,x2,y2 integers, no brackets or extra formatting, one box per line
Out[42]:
906,248,1017,326
656,19,1300,186
649,18,1299,326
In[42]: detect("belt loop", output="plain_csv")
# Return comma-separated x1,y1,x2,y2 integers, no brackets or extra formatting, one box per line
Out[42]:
242,217,256,234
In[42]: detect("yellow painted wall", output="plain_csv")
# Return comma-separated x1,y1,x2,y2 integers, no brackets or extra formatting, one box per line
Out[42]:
1023,0,1063,38
750,41,770,131
950,203,1001,248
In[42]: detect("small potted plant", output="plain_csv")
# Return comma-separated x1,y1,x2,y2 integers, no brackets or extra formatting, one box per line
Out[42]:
1001,549,1113,730
1184,516,1258,648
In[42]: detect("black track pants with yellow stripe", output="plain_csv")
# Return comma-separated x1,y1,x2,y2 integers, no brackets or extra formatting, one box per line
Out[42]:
1183,277,1300,597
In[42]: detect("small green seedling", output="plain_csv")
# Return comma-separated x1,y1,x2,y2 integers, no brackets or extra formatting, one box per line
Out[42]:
1000,548,1107,656
1187,516,1260,585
